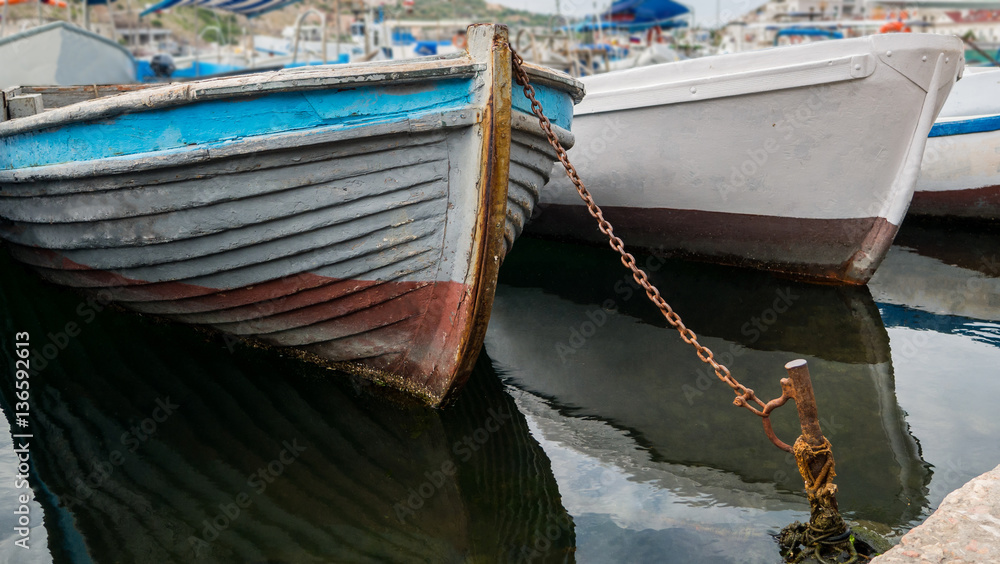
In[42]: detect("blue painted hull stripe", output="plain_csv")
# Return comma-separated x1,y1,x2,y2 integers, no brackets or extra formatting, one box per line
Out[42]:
2,78,473,170
512,86,573,130
929,114,1000,138
2,79,575,171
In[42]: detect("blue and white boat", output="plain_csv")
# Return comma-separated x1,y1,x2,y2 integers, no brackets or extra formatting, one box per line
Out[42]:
912,66,1000,221
0,24,584,406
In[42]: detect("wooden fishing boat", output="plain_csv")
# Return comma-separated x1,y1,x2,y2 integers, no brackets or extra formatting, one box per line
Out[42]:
0,24,583,407
527,34,964,285
0,21,136,89
911,66,1000,221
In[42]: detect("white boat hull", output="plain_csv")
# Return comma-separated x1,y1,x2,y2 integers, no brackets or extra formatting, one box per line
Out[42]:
529,34,964,284
912,67,1000,220
0,22,136,89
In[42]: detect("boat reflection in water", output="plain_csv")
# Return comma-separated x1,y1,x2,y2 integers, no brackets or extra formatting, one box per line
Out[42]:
871,222,1000,324
485,239,930,562
869,222,1000,512
0,251,574,564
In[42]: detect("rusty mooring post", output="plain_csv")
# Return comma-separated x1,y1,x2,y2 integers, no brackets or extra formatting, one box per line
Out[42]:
764,359,867,561
783,359,847,541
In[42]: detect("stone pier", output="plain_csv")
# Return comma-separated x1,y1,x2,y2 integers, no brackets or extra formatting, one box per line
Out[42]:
873,464,1000,563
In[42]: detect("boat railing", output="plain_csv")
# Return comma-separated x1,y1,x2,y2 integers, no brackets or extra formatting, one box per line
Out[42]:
291,8,328,66
514,27,608,77
192,25,224,77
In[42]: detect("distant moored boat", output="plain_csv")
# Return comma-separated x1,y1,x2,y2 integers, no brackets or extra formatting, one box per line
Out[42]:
528,34,964,285
0,21,136,89
0,24,584,406
912,66,1000,221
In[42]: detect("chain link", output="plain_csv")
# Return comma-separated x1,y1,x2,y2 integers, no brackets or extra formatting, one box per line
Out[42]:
508,46,768,416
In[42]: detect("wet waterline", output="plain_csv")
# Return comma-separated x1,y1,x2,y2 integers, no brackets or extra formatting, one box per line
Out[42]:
0,220,997,563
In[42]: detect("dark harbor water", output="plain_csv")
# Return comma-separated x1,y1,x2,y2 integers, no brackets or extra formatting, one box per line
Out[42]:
1,220,999,563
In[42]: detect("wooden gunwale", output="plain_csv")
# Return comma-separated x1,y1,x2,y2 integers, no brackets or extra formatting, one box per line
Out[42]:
0,113,573,185
0,111,480,182
0,54,483,135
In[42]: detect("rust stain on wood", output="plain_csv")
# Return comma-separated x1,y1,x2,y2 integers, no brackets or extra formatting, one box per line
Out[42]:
438,25,515,406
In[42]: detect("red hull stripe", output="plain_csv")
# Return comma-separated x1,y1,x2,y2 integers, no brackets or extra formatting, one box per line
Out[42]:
909,185,1000,220
526,204,897,284
18,248,472,399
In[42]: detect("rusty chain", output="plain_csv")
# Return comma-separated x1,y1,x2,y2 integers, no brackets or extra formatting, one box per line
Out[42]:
508,45,770,417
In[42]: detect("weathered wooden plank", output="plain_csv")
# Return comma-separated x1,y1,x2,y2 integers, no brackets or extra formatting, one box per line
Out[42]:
0,109,478,184
19,212,445,289
0,79,476,171
503,130,562,257
16,84,158,108
131,251,440,317
524,61,586,103
0,134,448,221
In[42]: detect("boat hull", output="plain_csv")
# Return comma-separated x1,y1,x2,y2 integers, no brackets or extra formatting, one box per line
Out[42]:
529,34,963,284
912,69,1000,221
0,25,581,406
911,125,1000,220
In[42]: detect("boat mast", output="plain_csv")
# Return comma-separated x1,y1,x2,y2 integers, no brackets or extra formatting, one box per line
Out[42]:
333,0,339,61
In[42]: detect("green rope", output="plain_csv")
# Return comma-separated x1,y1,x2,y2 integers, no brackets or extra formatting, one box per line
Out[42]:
779,521,868,563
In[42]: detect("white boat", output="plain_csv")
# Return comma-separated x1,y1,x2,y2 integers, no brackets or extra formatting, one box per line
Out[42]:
528,34,964,284
911,66,1000,221
0,21,136,89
